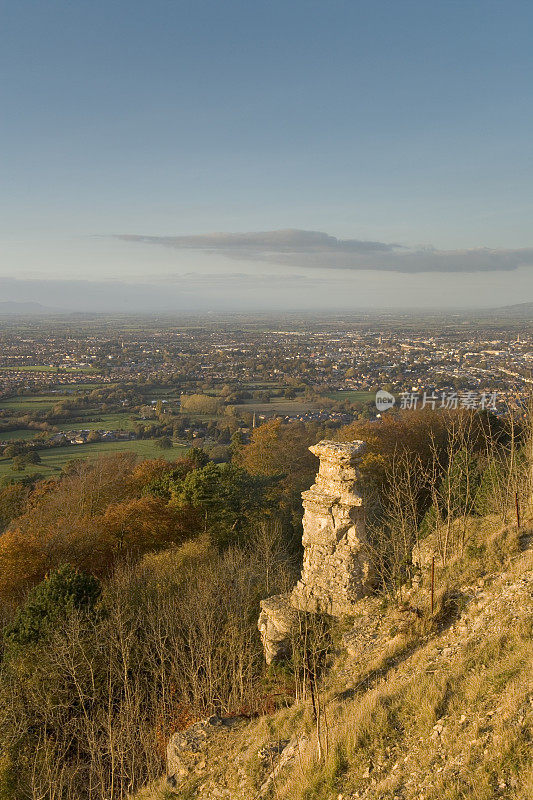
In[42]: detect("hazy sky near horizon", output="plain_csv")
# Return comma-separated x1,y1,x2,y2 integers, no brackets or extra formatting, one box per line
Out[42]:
2,0,533,311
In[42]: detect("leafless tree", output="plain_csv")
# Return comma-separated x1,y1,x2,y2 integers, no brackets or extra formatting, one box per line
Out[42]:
366,446,428,600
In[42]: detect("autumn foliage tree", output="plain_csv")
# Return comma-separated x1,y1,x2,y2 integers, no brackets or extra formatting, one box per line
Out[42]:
180,393,221,414
0,482,29,532
0,454,197,606
237,418,322,546
99,496,181,556
238,418,317,493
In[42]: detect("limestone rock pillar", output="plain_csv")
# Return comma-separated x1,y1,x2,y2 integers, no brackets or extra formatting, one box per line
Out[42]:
290,440,373,616
258,439,373,662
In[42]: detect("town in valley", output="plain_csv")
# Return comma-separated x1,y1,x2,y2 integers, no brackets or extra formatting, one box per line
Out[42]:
1,309,531,481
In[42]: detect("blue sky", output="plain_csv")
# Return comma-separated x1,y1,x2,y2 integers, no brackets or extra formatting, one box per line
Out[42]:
1,0,533,311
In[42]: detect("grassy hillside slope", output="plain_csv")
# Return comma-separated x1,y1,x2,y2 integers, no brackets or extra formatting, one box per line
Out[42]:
136,516,533,800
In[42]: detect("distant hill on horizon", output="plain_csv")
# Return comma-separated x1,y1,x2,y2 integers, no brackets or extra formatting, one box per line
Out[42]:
0,297,531,318
0,301,58,315
491,300,533,317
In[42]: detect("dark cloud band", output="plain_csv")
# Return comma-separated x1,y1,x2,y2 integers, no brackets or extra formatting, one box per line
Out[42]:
115,229,533,273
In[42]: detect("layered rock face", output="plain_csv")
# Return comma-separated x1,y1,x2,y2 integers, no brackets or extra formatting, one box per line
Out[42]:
258,439,373,662
257,594,298,665
291,440,372,615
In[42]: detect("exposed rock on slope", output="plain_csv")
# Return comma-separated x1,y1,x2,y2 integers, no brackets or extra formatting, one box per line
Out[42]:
160,526,532,800
144,445,533,800
291,440,374,615
257,594,298,665
166,715,250,796
259,440,374,663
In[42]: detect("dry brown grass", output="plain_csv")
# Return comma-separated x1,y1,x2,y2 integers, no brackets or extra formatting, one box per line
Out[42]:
277,548,533,800
132,514,533,800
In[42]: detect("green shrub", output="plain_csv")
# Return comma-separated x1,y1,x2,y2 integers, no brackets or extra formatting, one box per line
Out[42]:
3,564,101,651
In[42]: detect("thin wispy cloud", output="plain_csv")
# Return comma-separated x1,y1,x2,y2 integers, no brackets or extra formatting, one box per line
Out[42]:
116,229,533,273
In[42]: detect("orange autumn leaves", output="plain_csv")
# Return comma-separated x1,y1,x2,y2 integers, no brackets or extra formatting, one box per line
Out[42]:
0,454,192,605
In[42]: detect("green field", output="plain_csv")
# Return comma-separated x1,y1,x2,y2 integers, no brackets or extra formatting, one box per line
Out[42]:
235,398,320,415
0,439,190,480
326,390,375,403
0,411,141,440
182,396,322,421
0,429,39,441
0,365,96,373
148,387,181,398
0,383,110,412
74,412,140,430
0,395,71,411
54,382,107,391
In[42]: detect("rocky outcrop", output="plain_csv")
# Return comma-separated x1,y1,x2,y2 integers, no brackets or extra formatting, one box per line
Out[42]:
291,440,373,615
166,715,249,795
164,533,533,800
166,715,309,798
257,594,298,665
259,439,374,662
